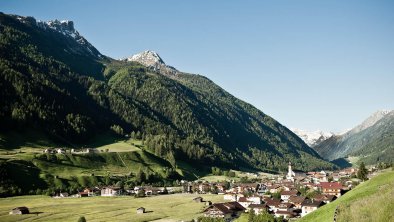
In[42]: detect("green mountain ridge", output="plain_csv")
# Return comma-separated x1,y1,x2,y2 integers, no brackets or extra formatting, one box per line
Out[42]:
0,12,335,178
314,110,394,165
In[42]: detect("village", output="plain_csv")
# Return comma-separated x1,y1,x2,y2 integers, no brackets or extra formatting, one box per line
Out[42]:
182,162,362,220
9,160,372,222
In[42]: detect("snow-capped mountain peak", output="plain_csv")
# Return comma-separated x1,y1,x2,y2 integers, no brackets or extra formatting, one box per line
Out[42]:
291,128,335,147
126,50,179,76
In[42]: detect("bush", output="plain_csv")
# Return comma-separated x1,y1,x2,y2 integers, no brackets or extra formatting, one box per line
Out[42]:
78,216,87,222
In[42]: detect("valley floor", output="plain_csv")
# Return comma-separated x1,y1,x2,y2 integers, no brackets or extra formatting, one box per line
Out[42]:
0,193,223,222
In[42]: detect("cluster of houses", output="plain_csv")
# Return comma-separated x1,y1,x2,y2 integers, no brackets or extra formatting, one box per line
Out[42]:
43,148,98,154
196,162,359,220
43,148,67,154
52,185,180,199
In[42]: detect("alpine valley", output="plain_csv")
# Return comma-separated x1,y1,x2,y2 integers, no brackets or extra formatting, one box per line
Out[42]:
0,13,337,196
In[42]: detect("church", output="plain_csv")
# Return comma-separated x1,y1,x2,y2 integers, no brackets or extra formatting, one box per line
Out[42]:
286,162,296,181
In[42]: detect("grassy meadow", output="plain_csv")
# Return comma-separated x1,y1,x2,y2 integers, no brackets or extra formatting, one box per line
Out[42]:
0,131,180,189
0,193,224,222
299,169,394,222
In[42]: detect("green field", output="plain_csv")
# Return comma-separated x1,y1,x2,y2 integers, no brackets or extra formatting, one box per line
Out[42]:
299,169,394,222
0,193,224,222
94,140,140,153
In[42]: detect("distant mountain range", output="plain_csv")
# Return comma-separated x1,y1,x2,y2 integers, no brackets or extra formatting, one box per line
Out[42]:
291,129,335,147
313,110,394,165
0,12,336,173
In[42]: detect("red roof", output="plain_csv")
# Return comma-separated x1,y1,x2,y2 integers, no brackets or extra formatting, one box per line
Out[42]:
314,194,336,201
275,210,294,215
238,197,249,202
249,204,268,209
281,190,298,196
319,182,343,189
265,199,281,207
288,196,306,204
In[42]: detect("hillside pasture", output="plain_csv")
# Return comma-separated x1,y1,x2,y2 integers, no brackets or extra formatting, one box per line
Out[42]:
299,169,394,222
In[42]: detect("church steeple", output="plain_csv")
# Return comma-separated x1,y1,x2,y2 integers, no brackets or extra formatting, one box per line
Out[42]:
287,161,295,181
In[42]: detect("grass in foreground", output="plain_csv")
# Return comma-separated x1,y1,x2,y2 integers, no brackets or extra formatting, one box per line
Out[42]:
0,193,224,222
299,169,394,222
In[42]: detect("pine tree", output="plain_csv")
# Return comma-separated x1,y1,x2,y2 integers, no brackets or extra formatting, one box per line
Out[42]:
135,167,145,184
357,162,368,181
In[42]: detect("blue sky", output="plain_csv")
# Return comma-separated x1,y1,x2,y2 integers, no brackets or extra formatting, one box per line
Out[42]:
1,0,394,132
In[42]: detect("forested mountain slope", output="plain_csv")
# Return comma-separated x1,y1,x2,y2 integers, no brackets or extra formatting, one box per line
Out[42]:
0,12,335,172
314,110,394,165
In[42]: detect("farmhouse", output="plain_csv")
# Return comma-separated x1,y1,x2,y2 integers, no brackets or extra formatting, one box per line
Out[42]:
43,148,55,154
248,204,269,215
83,188,98,196
288,196,306,209
198,182,211,193
280,190,299,202
275,210,295,219
101,187,122,196
143,186,160,196
246,195,262,204
59,192,69,198
314,194,337,203
319,182,343,197
78,191,89,197
301,199,324,216
277,203,294,212
237,197,253,208
56,148,66,154
265,199,281,212
9,207,29,215
203,202,245,219
223,193,237,201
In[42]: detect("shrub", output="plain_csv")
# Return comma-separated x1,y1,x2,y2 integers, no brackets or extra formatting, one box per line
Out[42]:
77,216,87,222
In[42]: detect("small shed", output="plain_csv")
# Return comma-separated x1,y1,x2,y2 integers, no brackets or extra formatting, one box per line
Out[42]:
9,206,29,215
136,207,145,214
193,197,203,203
205,201,212,206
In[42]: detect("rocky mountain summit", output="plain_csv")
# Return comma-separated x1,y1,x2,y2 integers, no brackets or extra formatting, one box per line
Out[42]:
13,14,102,59
126,50,179,76
342,110,392,138
313,110,394,164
